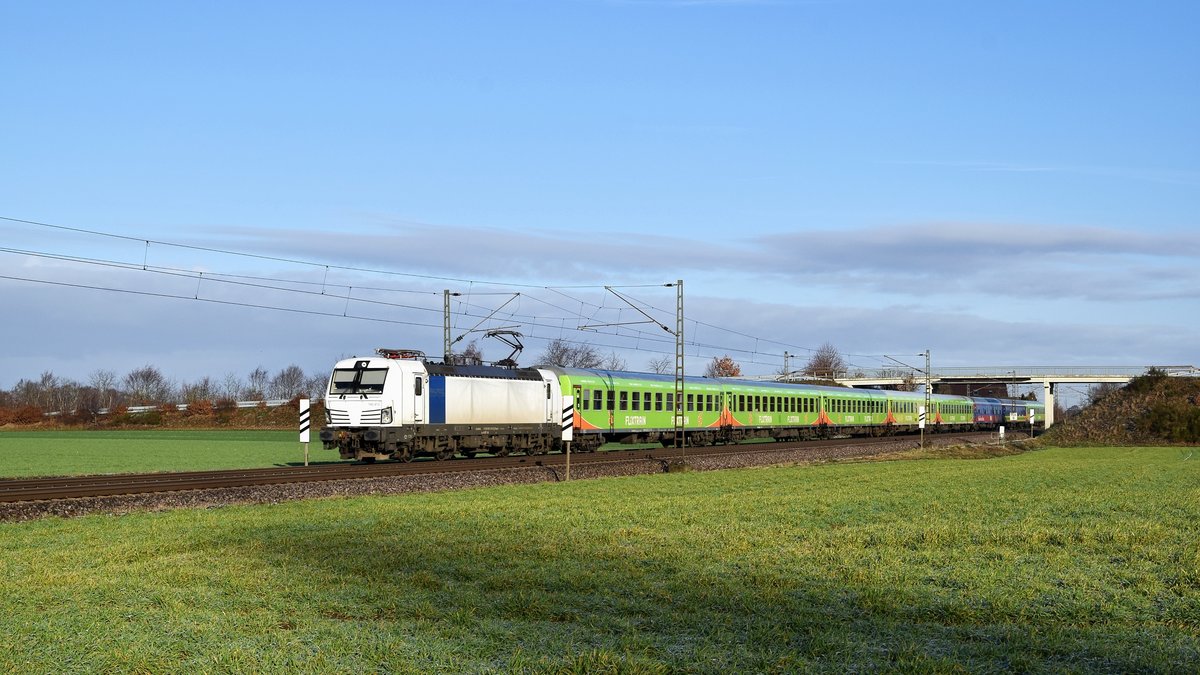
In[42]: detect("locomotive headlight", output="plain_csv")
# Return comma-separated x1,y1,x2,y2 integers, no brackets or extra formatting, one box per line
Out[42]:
324,409,331,424
380,407,393,424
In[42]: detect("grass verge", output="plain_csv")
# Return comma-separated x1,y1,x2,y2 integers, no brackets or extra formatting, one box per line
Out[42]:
0,430,339,477
1,446,1198,672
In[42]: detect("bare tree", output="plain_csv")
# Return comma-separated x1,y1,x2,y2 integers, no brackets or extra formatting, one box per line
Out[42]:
124,365,173,404
601,352,628,371
704,355,742,378
303,373,328,400
220,372,243,401
88,369,118,410
1086,382,1121,406
536,339,603,368
803,343,847,379
180,376,219,403
245,366,270,401
449,340,484,365
269,365,308,399
646,355,673,374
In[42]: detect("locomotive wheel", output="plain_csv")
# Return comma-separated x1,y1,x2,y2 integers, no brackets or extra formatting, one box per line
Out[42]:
435,449,455,461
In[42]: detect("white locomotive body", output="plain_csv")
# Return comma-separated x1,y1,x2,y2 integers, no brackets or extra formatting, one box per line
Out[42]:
320,349,566,461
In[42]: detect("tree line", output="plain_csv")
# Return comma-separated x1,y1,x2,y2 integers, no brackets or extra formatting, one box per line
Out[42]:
530,339,849,381
2,341,857,419
0,364,329,417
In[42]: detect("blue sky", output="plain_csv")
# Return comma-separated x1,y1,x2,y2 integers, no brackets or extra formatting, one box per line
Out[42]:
2,0,1197,405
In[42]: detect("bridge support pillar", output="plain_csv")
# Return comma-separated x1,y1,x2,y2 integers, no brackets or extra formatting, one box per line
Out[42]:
1043,381,1055,428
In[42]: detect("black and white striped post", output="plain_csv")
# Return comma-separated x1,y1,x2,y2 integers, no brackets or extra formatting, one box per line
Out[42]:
562,395,574,481
299,398,311,466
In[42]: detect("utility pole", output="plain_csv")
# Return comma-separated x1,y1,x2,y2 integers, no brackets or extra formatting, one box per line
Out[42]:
921,349,931,449
882,351,931,447
673,280,684,451
443,290,453,363
584,281,684,450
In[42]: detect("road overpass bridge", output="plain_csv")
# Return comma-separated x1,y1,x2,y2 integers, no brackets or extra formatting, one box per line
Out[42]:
779,366,1198,428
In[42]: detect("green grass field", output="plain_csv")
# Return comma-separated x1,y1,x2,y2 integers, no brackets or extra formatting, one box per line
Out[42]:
0,430,340,477
2,446,1198,672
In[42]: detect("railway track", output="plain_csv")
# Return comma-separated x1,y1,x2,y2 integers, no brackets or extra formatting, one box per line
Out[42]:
0,432,1003,503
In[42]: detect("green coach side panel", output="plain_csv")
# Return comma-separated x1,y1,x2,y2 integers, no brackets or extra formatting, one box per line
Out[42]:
553,368,684,434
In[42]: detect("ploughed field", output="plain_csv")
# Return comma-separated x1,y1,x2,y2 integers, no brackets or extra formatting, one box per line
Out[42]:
1,446,1197,672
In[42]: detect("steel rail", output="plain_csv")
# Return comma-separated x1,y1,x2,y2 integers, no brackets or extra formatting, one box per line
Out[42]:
0,432,1004,503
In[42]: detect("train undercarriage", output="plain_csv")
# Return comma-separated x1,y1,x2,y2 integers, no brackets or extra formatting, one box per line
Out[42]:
322,421,999,462
321,423,564,462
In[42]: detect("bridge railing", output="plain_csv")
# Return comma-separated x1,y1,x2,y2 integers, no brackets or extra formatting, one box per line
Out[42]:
827,366,1194,382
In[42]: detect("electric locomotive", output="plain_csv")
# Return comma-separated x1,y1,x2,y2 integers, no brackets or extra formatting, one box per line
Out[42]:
320,348,570,462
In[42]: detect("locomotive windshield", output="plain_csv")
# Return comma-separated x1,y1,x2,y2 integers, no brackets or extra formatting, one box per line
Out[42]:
329,367,388,395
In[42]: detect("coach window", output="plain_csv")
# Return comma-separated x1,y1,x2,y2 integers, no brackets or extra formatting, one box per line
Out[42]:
655,392,663,411
631,391,640,411
606,390,615,411
619,391,629,411
645,392,652,411
666,392,675,412
687,394,695,412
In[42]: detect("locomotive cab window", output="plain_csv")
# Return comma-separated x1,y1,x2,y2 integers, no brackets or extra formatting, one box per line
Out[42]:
330,367,388,395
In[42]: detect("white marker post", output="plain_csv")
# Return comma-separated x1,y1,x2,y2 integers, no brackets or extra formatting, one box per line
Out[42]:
299,398,311,466
918,405,926,448
562,395,574,482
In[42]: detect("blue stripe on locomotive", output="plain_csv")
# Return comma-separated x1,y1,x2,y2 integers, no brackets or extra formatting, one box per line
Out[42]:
429,375,446,424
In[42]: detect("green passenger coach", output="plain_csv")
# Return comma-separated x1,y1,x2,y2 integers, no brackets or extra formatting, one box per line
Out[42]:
547,367,1008,451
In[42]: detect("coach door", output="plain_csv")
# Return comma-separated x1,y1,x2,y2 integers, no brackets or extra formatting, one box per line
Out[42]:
411,373,425,423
